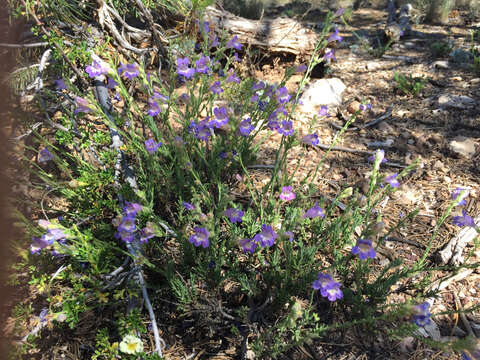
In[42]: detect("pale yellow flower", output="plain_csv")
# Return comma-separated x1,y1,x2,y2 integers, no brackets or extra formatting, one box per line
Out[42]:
119,334,144,354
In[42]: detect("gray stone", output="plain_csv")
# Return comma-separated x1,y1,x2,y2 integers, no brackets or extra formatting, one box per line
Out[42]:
449,137,477,159
437,94,475,109
300,78,346,112
449,48,474,64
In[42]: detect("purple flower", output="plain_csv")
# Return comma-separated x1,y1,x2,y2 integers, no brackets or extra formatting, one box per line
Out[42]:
279,186,295,201
312,273,333,290
195,55,211,74
225,208,244,223
227,35,243,50
106,77,118,89
210,33,219,47
368,149,387,163
318,105,329,117
323,49,336,61
189,227,210,248
333,7,346,17
321,281,343,302
39,147,54,162
211,107,229,128
283,231,294,242
74,96,92,114
54,79,67,90
226,69,240,83
385,173,399,188
278,120,294,136
303,203,325,219
302,134,319,146
30,235,54,254
453,209,477,228
182,202,196,211
145,138,162,154
250,93,259,102
411,302,431,327
39,308,49,322
252,81,265,91
190,118,213,141
295,64,307,73
139,223,155,244
198,20,210,34
238,118,254,137
328,28,343,43
352,239,376,260
233,52,241,62
85,54,110,78
147,99,162,116
176,58,195,79
123,202,142,217
253,225,277,248
118,216,136,233
118,63,139,79
276,87,291,104
359,103,372,111
113,92,121,101
239,238,257,253
452,187,469,206
210,81,223,94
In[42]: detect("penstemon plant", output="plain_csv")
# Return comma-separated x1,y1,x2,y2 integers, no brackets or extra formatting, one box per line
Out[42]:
11,7,480,359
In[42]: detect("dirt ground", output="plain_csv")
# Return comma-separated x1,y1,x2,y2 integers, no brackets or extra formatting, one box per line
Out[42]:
2,4,480,360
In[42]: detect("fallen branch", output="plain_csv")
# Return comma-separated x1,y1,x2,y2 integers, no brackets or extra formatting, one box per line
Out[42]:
0,41,49,48
330,105,394,131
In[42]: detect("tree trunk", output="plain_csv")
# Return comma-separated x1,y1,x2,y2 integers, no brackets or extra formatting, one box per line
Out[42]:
426,0,454,24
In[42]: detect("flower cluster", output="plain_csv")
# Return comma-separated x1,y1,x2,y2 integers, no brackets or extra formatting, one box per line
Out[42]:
313,273,343,302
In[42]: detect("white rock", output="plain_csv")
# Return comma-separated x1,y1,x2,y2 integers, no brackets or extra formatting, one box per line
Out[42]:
300,78,346,112
449,137,477,159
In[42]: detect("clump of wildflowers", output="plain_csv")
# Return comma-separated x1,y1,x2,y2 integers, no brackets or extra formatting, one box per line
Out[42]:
189,227,210,248
411,301,431,327
313,273,343,302
352,239,376,260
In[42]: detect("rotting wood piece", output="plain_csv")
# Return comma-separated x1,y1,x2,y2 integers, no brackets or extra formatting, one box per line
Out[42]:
202,6,320,56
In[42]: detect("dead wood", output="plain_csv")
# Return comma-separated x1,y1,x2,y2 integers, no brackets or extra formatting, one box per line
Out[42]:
202,6,320,56
436,215,480,265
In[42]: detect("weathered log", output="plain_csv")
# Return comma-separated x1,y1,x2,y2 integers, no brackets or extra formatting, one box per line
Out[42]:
385,0,413,42
202,6,320,56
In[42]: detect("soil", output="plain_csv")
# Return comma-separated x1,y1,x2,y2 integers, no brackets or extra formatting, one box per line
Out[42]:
2,4,480,360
